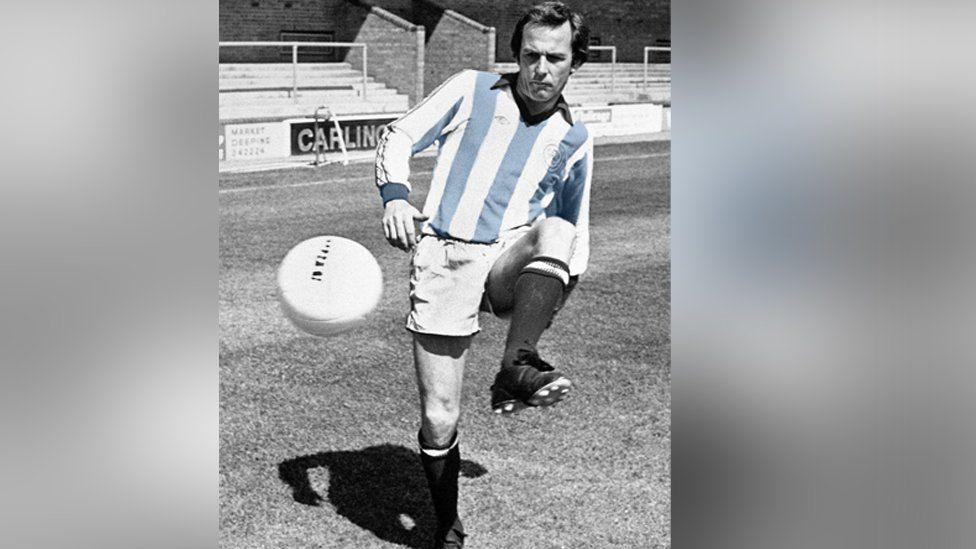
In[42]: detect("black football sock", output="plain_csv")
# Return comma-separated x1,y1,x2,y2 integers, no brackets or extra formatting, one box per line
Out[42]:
418,430,461,534
502,257,570,368
547,274,579,329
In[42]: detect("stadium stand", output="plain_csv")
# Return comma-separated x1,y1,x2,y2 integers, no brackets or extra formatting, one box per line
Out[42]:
218,61,410,121
218,0,669,163
492,62,671,105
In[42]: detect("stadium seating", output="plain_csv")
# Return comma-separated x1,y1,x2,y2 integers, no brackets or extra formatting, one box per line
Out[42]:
218,62,410,121
493,62,671,106
218,60,670,122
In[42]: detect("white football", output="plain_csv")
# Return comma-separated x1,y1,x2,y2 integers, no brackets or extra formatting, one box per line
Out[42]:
276,236,383,337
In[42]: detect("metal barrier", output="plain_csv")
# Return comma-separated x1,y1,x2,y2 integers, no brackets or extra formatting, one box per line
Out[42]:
589,45,618,93
643,46,672,91
312,106,349,167
218,41,368,102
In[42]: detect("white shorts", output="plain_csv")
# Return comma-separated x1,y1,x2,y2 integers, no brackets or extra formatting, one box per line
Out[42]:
406,225,532,336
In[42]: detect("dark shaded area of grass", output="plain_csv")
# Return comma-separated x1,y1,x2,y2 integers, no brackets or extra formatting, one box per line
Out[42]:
277,445,487,548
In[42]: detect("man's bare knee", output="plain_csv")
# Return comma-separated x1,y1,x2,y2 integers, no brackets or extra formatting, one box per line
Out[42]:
421,404,460,445
412,332,467,446
485,217,578,314
533,217,576,260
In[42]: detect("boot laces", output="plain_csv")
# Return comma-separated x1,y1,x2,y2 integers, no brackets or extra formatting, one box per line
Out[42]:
513,349,554,372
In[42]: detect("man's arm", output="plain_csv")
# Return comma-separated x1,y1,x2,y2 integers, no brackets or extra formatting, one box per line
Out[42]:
375,70,473,250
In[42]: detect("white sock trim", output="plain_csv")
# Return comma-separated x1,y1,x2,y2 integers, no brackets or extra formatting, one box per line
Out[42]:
522,259,570,286
419,434,459,458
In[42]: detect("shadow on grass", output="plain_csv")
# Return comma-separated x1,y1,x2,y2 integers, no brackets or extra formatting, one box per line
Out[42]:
278,444,487,548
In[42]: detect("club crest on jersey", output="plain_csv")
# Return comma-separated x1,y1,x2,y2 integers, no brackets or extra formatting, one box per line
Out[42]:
542,143,566,172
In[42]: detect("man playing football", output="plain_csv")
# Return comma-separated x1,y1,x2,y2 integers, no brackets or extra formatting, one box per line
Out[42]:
374,3,593,546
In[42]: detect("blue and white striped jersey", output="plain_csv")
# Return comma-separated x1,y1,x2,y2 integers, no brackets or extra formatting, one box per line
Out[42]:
375,69,593,275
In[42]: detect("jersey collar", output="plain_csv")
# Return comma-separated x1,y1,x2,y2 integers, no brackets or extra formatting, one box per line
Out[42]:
491,72,574,126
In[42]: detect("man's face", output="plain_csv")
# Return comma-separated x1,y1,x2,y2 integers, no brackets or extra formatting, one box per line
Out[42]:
516,21,576,111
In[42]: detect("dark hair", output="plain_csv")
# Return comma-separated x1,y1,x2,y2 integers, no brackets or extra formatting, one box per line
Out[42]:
510,1,589,68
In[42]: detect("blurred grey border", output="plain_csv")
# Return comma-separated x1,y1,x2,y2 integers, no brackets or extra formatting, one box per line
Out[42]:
1,1,974,548
0,1,217,548
673,1,976,548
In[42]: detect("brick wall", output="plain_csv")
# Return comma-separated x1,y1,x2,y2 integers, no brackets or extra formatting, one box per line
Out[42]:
218,0,665,99
361,0,414,20
219,0,346,62
219,0,424,106
430,0,669,63
414,3,495,93
336,1,425,105
358,0,496,92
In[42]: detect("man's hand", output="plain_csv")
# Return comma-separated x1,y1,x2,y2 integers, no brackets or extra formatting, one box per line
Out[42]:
382,199,429,251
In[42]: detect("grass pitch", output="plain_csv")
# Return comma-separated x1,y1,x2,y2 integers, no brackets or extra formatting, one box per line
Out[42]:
219,140,670,548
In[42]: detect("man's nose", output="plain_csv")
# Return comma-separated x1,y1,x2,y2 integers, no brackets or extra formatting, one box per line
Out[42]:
534,57,549,76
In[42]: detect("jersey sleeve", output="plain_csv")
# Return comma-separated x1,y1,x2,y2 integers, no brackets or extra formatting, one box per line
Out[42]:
546,133,593,275
374,70,473,204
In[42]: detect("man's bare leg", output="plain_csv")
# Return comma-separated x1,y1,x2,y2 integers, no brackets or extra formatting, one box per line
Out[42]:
413,333,469,544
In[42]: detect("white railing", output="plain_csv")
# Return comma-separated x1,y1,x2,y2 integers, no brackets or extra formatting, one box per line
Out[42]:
589,45,617,93
643,46,671,91
218,41,368,102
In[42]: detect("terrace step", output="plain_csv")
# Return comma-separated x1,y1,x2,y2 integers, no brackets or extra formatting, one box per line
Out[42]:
488,62,671,106
564,80,672,88
219,89,401,102
218,62,410,120
219,98,409,121
217,70,364,78
219,62,356,72
219,72,376,81
218,80,391,92
565,92,671,105
493,66,670,81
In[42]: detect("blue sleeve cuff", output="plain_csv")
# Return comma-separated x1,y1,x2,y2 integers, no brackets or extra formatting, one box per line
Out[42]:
379,183,410,205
